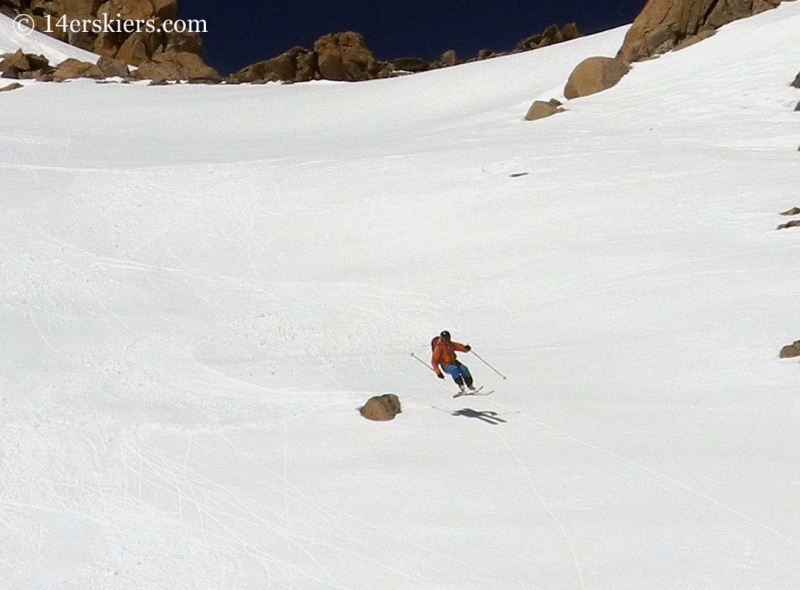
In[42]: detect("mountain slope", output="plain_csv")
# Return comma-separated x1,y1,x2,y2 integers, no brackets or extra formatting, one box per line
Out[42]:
1,4,799,590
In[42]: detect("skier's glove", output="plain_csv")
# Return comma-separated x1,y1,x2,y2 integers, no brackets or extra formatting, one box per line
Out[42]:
464,345,471,351
437,373,444,379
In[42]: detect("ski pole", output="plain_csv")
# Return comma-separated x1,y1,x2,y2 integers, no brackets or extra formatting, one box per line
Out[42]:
410,352,436,373
470,350,507,380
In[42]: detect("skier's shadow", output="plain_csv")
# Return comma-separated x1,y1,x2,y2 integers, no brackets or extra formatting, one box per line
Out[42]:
452,407,507,426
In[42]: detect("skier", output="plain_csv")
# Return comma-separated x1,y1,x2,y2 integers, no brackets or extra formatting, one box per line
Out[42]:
431,330,476,394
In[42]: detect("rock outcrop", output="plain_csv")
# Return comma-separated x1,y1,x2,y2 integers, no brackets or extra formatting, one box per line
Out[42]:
229,23,582,85
618,0,786,64
360,394,402,422
0,0,218,82
564,56,630,99
314,31,380,81
131,49,221,83
229,46,318,84
51,57,103,81
1,49,54,79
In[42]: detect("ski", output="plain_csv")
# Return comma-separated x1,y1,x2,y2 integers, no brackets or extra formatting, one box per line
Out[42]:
453,386,494,398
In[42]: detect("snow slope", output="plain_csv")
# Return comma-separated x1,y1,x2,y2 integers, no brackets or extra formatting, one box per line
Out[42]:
1,5,800,590
0,14,97,66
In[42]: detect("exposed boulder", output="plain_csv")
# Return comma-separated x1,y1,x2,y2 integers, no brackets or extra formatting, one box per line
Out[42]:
391,57,430,73
792,71,800,88
360,394,402,422
434,49,461,68
0,81,24,92
779,341,800,358
231,46,316,84
0,49,52,79
96,55,129,77
525,99,566,121
516,23,582,51
314,31,379,81
780,207,800,216
564,56,630,99
776,219,800,230
618,0,785,64
115,32,149,65
52,57,103,81
0,49,30,78
132,49,221,83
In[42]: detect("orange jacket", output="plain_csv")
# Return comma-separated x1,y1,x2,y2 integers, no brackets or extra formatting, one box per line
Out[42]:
431,339,470,375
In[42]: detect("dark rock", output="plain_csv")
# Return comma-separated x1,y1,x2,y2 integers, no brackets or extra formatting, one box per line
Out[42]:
776,220,800,230
780,207,800,216
391,57,430,73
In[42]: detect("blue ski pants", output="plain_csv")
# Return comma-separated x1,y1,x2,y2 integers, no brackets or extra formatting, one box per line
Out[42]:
443,362,473,386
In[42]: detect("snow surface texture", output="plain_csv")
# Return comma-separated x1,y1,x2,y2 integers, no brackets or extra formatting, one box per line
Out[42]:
2,6,800,589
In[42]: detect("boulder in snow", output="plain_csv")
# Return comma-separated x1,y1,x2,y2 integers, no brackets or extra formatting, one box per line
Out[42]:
564,56,630,99
0,82,23,93
525,99,566,121
779,341,800,358
360,394,402,421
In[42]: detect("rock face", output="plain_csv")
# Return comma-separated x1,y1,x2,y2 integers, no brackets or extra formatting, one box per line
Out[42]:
779,341,800,358
618,0,785,63
0,0,217,81
360,394,402,422
564,56,630,99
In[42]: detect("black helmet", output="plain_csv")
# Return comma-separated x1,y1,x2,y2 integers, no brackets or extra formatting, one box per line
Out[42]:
440,330,451,341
